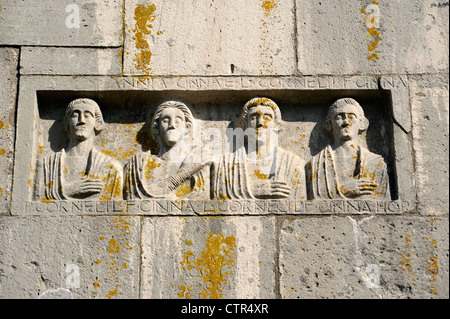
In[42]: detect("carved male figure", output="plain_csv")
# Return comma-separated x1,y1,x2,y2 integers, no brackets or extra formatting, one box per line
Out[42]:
213,97,306,199
306,98,390,199
35,98,123,200
124,100,210,200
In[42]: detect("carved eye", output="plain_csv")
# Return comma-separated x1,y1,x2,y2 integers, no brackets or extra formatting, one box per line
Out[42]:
84,111,94,118
71,111,80,118
174,116,184,125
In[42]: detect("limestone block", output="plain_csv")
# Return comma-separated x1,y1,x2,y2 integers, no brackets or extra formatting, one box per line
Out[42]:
410,75,449,215
296,0,449,75
0,216,140,298
20,47,123,76
124,0,296,75
280,216,449,298
0,48,18,215
141,216,276,298
0,0,123,46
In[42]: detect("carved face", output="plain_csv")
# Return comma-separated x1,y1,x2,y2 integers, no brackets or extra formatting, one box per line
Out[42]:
158,107,187,147
247,105,276,146
330,104,361,141
67,103,97,141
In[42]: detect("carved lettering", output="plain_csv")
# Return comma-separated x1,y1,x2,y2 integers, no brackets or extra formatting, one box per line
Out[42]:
24,200,405,215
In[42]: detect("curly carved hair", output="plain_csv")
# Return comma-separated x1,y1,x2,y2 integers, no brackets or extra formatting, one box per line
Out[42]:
237,97,282,130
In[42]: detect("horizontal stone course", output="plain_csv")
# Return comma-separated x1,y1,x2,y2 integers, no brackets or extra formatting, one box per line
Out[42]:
280,215,449,298
0,216,140,298
124,0,296,76
20,47,123,75
0,0,123,46
296,0,449,75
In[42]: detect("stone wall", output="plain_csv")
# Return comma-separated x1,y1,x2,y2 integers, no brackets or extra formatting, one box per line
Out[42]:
0,0,448,299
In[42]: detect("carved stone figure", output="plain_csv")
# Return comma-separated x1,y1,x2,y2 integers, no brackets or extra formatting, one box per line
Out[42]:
35,98,123,201
306,98,390,200
124,100,210,200
212,97,306,200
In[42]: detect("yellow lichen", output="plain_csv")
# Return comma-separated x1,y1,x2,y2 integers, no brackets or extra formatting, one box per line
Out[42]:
132,3,157,74
261,0,277,16
179,233,236,299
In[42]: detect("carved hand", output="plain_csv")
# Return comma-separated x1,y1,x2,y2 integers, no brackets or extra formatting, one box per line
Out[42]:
146,180,172,198
343,178,377,197
180,148,214,176
64,179,104,199
253,180,291,199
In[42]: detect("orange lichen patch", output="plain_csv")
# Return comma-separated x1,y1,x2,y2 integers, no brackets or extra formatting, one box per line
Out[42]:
196,233,236,299
367,40,380,51
400,234,416,282
144,157,161,179
253,169,268,180
108,238,120,255
179,233,236,299
368,53,380,61
0,187,3,197
40,197,53,203
0,148,6,155
100,147,137,161
95,216,135,299
261,0,277,17
367,27,381,38
178,284,193,299
361,3,382,61
132,3,157,74
426,234,439,294
106,289,118,299
176,183,193,198
93,281,100,288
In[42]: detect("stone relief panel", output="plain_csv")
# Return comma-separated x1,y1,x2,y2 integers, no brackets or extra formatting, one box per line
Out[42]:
306,98,390,200
34,99,123,201
13,76,408,215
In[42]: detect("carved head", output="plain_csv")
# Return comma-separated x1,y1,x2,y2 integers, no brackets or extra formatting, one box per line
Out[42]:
64,98,104,140
151,100,194,148
324,98,369,141
238,97,282,147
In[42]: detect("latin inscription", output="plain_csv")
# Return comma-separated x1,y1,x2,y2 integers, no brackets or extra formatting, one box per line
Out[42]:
114,76,379,91
25,200,408,215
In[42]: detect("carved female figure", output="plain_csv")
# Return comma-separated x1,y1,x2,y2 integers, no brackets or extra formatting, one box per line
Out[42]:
35,98,123,201
124,100,211,200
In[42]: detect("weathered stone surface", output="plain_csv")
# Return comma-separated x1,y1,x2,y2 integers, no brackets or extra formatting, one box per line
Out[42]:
141,217,276,298
296,0,449,75
20,47,123,75
0,216,140,298
0,48,18,215
410,75,449,215
0,0,123,46
280,216,449,298
124,0,296,75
